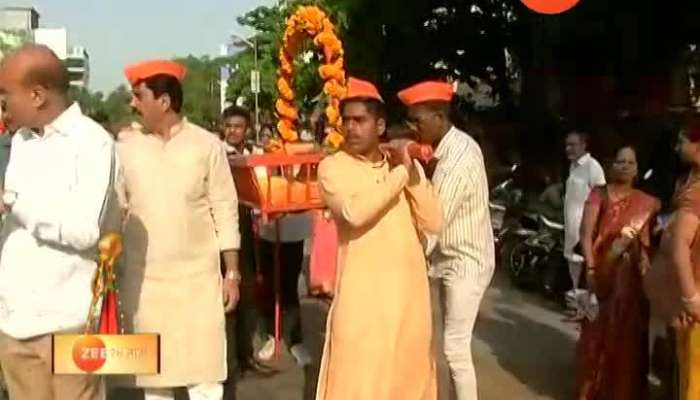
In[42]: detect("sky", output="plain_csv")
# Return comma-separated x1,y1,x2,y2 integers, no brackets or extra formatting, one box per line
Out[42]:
3,0,272,92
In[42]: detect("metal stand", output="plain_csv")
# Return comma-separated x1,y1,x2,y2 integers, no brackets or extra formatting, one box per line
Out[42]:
273,218,282,358
252,214,284,361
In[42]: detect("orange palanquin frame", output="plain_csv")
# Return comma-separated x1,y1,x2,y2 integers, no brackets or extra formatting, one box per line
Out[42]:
229,152,325,359
229,4,348,360
229,152,325,221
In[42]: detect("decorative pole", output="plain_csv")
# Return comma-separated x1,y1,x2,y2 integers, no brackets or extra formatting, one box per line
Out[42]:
85,233,123,335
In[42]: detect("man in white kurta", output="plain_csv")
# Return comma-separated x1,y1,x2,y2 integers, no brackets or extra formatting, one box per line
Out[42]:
117,60,241,400
563,131,605,290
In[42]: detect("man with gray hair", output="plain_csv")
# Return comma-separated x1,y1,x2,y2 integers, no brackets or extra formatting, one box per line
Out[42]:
0,45,116,400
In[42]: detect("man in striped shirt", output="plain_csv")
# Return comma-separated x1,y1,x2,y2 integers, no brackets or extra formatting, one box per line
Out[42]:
399,81,495,400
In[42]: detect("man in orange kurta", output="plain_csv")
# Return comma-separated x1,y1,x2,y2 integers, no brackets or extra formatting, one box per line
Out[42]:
315,77,443,400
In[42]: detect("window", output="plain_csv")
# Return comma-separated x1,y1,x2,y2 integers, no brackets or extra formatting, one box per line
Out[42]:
65,58,85,69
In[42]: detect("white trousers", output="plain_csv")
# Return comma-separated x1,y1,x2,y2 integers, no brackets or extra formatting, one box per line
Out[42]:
433,271,491,400
568,259,583,289
144,383,223,400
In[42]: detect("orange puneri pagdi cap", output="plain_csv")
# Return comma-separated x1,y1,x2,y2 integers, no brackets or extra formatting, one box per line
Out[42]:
345,77,384,103
398,81,454,106
124,60,187,85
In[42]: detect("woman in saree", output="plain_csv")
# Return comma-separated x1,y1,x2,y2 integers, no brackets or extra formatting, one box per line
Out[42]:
576,145,661,400
650,116,700,400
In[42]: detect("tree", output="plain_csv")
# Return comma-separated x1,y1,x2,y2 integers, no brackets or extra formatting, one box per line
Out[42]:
65,55,236,133
0,29,31,59
177,55,234,129
69,86,104,117
101,85,133,127
230,0,700,162
230,0,525,120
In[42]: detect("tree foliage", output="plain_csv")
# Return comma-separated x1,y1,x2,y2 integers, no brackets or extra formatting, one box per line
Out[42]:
176,55,233,129
67,54,234,131
228,0,525,120
100,85,133,126
69,86,104,117
227,0,350,122
68,85,132,130
0,29,31,59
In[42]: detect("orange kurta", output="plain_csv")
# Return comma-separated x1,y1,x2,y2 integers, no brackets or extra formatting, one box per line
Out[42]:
315,151,442,400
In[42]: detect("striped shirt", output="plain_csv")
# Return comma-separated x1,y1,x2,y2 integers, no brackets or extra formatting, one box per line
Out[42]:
426,126,495,282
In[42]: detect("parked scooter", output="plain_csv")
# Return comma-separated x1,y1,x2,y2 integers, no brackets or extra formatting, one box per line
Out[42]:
501,169,565,291
489,164,523,252
498,173,559,286
538,216,570,299
505,212,565,290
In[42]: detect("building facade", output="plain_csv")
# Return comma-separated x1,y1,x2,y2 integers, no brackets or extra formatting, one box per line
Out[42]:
1,6,89,88
33,28,67,59
66,46,90,87
1,6,39,32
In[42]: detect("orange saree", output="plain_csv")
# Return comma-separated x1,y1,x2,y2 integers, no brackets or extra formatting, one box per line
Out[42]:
576,188,660,400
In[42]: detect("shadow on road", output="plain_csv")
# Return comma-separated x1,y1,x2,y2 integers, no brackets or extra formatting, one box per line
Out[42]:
476,303,576,400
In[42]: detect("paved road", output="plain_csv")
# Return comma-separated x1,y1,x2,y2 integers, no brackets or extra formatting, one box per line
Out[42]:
237,271,579,400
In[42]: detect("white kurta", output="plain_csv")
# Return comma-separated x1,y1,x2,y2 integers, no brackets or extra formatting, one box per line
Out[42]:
564,153,605,261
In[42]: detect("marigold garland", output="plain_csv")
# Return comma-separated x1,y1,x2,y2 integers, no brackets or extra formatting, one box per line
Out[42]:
276,5,346,150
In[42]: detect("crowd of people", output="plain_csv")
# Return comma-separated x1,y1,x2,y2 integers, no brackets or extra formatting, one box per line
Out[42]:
558,115,700,399
0,45,494,400
0,41,700,400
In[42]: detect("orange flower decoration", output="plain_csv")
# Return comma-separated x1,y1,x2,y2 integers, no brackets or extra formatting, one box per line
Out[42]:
276,119,297,141
275,99,299,121
323,80,346,99
318,58,345,82
325,104,340,125
276,5,346,152
264,137,285,153
326,131,344,148
277,77,294,101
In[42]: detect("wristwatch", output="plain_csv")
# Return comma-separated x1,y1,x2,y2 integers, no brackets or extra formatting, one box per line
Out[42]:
2,191,16,208
225,270,241,282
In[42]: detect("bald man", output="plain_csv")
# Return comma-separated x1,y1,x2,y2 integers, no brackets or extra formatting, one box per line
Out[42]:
0,45,116,400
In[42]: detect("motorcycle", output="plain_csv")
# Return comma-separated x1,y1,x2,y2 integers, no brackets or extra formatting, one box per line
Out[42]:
506,213,566,291
506,169,656,298
494,170,547,277
489,164,531,254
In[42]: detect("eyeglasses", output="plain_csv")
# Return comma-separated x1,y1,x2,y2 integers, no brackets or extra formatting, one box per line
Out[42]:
404,114,433,130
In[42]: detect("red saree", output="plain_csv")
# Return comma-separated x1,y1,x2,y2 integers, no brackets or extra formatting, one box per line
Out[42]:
576,188,660,400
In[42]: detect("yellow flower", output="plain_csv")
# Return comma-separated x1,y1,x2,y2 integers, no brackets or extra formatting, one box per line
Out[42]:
324,130,344,149
325,104,340,125
318,61,345,82
264,137,285,153
323,80,346,98
315,31,342,61
280,56,293,76
277,119,298,142
275,99,299,121
277,77,294,101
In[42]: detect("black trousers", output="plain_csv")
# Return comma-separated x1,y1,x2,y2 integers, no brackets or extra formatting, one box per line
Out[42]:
258,239,304,347
222,206,257,400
